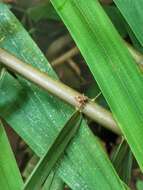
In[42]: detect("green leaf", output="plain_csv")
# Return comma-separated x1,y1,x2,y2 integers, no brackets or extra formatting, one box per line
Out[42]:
42,171,64,190
0,67,126,190
111,140,133,184
103,5,127,38
127,26,143,54
136,180,143,190
0,121,23,190
0,3,126,190
113,0,143,46
51,0,143,170
27,1,60,22
24,111,82,190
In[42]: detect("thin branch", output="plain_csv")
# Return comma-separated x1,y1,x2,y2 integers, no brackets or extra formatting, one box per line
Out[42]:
46,34,72,60
67,58,81,76
0,48,120,135
51,46,79,66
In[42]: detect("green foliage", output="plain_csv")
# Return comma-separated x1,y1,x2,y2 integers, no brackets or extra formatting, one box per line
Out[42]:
42,171,64,190
136,180,143,190
103,5,127,38
27,1,60,22
111,140,133,184
0,0,143,189
0,3,126,190
0,121,23,190
51,0,143,171
24,111,82,190
113,0,143,46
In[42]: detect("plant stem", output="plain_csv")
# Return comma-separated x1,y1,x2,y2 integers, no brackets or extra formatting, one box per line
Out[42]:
1,43,142,134
0,48,120,135
52,46,79,66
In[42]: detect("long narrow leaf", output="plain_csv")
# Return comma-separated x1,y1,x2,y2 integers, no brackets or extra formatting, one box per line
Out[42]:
24,111,82,190
111,140,133,184
0,121,23,190
42,171,64,190
51,0,143,170
113,0,143,46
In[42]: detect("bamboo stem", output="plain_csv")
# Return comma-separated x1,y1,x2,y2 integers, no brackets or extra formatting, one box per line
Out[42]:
0,48,120,135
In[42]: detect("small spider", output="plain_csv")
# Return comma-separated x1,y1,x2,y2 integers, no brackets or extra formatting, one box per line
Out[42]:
75,94,88,109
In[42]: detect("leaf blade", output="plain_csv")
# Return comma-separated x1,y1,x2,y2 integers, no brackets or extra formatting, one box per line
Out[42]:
111,140,133,184
24,111,82,190
0,121,23,190
51,0,143,170
113,0,143,46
